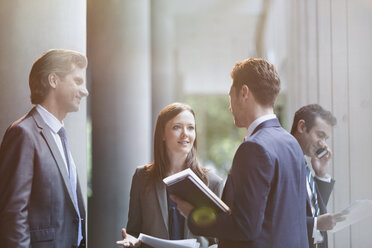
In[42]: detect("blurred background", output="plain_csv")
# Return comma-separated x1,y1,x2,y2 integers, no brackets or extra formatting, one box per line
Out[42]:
0,0,371,247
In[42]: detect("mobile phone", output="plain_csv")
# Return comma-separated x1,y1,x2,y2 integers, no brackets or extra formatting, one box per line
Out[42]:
315,147,328,159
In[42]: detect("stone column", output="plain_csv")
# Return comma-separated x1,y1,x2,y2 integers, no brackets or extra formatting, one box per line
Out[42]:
87,1,151,247
151,0,176,129
0,0,88,202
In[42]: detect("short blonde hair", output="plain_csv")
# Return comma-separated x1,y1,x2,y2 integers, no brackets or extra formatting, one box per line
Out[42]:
29,49,87,104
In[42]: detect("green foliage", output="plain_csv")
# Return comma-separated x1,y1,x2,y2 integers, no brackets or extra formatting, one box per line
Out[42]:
185,95,245,175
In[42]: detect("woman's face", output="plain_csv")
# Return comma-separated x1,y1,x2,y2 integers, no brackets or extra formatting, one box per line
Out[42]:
163,110,196,157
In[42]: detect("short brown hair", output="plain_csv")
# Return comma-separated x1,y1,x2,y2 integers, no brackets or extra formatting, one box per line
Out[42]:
230,58,280,106
290,104,337,135
29,49,87,104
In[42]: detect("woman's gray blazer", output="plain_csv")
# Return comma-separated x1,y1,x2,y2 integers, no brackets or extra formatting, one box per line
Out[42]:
126,165,224,248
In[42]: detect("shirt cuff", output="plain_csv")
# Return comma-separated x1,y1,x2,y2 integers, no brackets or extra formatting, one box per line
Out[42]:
312,217,324,243
315,174,332,183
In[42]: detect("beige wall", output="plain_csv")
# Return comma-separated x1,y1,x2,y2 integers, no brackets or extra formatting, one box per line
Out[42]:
284,0,372,247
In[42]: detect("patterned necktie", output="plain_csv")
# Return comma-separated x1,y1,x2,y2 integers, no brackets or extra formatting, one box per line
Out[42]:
58,127,83,246
306,166,320,216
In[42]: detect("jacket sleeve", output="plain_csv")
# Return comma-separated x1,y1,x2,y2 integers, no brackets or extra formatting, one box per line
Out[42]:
0,125,35,247
306,216,315,246
126,168,144,238
206,172,224,198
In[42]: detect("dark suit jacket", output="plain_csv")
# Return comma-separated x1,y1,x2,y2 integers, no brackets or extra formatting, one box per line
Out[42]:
188,118,309,248
127,165,224,248
0,107,86,248
306,176,335,248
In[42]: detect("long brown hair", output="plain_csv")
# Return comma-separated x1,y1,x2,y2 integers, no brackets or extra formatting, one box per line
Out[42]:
145,102,208,189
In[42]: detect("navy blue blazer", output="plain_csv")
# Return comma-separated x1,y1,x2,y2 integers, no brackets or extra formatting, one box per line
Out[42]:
188,118,309,248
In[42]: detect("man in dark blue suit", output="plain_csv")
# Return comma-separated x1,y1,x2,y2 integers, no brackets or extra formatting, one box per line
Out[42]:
172,58,308,247
291,104,346,248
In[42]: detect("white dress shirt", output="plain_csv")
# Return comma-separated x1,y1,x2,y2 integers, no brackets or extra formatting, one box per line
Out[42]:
36,105,77,190
245,114,277,140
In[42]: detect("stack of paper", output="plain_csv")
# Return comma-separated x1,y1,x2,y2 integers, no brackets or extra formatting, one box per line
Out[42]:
331,199,372,233
138,233,200,248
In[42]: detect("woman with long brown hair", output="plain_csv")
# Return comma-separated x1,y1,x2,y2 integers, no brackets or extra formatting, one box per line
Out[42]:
117,102,223,247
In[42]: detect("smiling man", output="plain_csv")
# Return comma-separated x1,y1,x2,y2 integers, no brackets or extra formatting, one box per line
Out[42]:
0,49,88,248
291,104,345,248
172,58,308,248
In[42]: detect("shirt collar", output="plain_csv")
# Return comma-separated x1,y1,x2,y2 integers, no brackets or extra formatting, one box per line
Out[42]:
245,114,277,140
36,104,64,134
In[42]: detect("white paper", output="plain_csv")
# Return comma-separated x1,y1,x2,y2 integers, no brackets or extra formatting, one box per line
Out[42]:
330,199,372,233
138,233,200,248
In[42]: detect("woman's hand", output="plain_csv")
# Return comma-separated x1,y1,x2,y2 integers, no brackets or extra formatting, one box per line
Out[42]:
116,228,141,247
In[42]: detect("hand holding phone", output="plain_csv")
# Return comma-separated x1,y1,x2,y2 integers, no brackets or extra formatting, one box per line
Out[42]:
315,147,328,159
312,147,332,178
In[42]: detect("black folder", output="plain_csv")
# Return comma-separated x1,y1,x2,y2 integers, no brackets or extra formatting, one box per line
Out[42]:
163,168,231,214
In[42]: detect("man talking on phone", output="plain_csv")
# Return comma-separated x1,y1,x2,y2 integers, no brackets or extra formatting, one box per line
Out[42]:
291,104,346,248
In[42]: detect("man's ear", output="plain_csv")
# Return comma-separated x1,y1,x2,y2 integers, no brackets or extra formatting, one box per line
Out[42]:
48,73,58,88
241,85,249,99
297,119,307,134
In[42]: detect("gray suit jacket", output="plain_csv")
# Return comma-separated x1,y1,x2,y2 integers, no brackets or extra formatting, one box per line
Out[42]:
0,107,86,248
127,165,224,248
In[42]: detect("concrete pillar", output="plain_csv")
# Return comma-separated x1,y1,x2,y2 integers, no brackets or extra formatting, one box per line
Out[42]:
0,0,88,202
87,1,151,247
151,0,176,129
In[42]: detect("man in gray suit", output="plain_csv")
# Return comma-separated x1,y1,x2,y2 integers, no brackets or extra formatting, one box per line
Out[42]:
0,49,88,248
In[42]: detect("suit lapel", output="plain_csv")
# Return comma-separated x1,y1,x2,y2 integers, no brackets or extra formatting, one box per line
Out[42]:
77,178,86,237
314,182,327,215
32,108,79,214
77,177,86,218
155,180,169,235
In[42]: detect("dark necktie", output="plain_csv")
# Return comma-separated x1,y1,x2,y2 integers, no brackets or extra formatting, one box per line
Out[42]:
306,166,320,216
168,195,184,240
58,127,83,245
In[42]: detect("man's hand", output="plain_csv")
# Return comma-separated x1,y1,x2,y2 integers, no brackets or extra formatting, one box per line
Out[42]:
170,194,194,217
116,228,141,247
311,146,332,178
317,211,348,231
